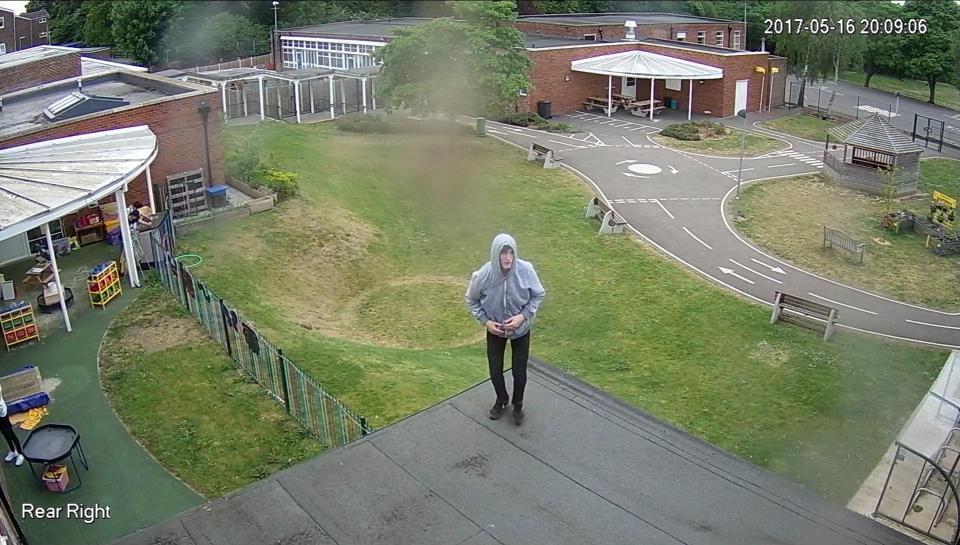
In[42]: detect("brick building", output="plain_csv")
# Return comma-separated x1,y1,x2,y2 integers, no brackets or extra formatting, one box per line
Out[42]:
0,46,81,95
0,53,224,264
272,12,785,119
0,6,49,55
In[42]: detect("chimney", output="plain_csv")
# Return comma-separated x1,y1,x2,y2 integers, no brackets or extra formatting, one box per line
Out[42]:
624,20,637,41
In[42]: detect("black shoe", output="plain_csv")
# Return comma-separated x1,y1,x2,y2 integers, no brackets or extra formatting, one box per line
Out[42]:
512,405,524,426
489,403,506,420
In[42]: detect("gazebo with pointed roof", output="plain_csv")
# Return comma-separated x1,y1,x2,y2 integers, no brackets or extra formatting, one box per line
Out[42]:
822,113,923,197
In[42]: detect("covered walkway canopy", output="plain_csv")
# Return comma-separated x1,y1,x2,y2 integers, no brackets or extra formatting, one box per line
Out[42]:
571,50,723,120
0,125,157,332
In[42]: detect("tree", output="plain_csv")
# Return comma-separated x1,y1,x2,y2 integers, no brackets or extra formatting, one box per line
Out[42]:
377,0,532,118
900,0,960,104
277,0,416,28
529,0,612,14
162,10,270,65
110,0,185,65
81,0,114,47
857,1,905,88
26,0,84,44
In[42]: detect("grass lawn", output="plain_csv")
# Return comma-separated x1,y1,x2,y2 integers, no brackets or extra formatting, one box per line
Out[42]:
651,127,786,157
180,122,947,503
736,159,960,311
99,280,324,498
840,71,960,111
760,114,841,142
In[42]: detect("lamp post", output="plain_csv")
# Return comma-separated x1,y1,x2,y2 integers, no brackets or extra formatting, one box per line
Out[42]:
735,108,748,200
272,1,279,33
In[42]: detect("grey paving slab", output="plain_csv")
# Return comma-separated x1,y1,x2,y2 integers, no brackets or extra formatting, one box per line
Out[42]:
113,368,922,545
276,440,479,545
371,403,683,545
180,480,333,545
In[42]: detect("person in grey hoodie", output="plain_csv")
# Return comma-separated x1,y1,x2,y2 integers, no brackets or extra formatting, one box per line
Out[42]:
465,233,545,425
0,386,24,466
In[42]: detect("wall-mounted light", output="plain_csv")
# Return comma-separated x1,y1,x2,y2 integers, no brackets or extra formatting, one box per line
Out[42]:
564,75,570,82
698,80,704,85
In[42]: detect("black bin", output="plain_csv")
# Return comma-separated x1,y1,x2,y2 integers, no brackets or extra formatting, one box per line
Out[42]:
537,100,552,119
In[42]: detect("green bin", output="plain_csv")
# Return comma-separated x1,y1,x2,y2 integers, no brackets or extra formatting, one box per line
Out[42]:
475,117,486,136
669,98,678,110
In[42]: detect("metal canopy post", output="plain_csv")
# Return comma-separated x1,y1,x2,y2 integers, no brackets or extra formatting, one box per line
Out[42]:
361,78,368,114
42,224,71,332
649,78,655,121
115,188,140,288
146,165,156,213
242,81,248,117
220,82,228,121
294,80,302,123
607,74,612,118
328,76,335,119
687,80,693,121
371,78,377,110
258,75,265,120
309,80,315,114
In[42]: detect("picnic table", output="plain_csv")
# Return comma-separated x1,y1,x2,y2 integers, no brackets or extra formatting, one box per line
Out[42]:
625,98,666,117
583,96,618,114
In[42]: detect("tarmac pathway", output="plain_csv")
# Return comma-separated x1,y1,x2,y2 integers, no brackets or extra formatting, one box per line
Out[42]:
484,111,960,349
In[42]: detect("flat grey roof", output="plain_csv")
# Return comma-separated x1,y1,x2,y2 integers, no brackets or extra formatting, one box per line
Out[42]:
0,72,204,140
640,37,755,55
518,12,739,26
0,45,74,71
112,362,918,545
281,18,434,39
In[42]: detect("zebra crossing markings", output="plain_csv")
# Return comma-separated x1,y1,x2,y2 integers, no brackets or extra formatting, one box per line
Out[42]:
610,197,722,204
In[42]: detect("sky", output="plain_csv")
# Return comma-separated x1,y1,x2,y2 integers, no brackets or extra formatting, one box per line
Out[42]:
0,0,27,16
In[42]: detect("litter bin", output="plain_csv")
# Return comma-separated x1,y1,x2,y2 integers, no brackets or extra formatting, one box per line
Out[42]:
206,185,229,208
475,117,486,136
669,98,678,110
537,100,552,120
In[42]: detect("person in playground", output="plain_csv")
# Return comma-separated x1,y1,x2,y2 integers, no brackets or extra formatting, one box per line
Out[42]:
0,385,24,466
465,233,545,425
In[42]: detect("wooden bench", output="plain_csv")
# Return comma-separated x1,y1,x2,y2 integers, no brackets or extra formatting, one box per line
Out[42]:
823,226,865,263
585,196,627,234
582,97,618,115
770,291,839,341
527,143,561,169
628,105,666,118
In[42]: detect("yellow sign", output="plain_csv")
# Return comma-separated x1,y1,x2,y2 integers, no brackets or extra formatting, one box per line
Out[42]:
933,191,957,209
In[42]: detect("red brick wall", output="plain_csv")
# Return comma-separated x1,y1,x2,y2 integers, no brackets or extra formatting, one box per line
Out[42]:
768,57,788,109
526,41,771,117
525,43,641,114
513,20,746,48
0,91,225,212
0,52,81,95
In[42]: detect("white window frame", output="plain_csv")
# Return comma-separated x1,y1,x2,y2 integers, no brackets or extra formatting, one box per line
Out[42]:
715,31,724,46
733,30,741,49
665,79,681,91
38,18,46,24
583,34,596,41
675,31,686,42
0,16,4,29
697,31,705,44
39,31,48,38
0,43,5,55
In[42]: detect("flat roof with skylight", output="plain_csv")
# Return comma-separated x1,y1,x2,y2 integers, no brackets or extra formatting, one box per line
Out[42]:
517,12,739,26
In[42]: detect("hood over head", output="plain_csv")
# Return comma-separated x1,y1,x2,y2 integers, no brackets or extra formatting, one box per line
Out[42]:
490,233,517,273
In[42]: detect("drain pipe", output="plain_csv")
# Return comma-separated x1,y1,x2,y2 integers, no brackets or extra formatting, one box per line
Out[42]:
198,101,214,183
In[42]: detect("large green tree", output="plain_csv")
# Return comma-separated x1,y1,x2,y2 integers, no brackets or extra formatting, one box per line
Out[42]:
80,0,113,47
25,0,84,44
377,0,532,117
857,0,905,89
161,8,270,65
900,0,960,104
110,0,185,65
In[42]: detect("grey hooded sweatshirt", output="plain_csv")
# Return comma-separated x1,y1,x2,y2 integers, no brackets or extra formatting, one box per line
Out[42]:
465,233,545,339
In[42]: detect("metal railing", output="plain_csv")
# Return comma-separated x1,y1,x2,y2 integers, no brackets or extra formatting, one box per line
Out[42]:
148,211,370,447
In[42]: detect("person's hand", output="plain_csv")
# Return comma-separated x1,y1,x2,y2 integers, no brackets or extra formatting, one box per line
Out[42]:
485,320,503,335
502,314,525,331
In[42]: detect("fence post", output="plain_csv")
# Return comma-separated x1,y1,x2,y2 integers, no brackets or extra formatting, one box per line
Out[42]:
913,113,918,142
360,416,368,436
219,298,233,358
856,96,860,118
277,348,291,414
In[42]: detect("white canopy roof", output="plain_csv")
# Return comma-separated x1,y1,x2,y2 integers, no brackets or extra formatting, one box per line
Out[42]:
0,125,157,241
571,50,723,80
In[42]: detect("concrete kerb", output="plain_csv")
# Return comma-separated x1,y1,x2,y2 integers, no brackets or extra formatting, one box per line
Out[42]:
751,119,825,148
642,126,794,161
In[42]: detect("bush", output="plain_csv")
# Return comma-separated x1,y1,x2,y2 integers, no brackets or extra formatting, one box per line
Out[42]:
538,121,578,133
226,139,266,185
660,121,729,141
499,111,544,127
261,169,299,201
334,115,392,134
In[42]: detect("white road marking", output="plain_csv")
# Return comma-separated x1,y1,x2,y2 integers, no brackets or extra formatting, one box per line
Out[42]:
718,266,755,284
622,172,649,178
551,139,586,149
729,259,782,284
667,165,678,174
616,159,637,165
682,227,713,250
749,258,786,275
807,293,877,315
905,320,960,330
767,163,797,168
487,129,508,135
621,136,637,147
722,168,754,174
652,199,675,219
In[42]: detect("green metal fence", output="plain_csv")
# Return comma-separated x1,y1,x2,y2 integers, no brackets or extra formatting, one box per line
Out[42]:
147,211,369,447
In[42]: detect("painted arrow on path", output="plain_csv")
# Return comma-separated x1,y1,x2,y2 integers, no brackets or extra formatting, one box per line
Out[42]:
718,266,754,284
623,172,649,178
668,165,678,174
749,258,786,275
616,160,637,165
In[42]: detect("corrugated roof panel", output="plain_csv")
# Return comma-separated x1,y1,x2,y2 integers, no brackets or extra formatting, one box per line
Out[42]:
571,50,723,79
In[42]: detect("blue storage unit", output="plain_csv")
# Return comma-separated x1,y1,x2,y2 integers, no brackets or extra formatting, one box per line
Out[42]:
206,185,229,208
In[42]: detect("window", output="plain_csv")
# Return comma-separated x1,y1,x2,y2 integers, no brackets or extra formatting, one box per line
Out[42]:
518,89,527,97
715,31,724,46
697,31,705,44
583,34,596,41
0,43,5,55
675,31,686,42
0,16,4,28
38,18,46,24
39,32,48,38
733,30,741,49
665,79,681,91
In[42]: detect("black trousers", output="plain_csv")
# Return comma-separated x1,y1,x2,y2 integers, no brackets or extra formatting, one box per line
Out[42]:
487,331,530,407
0,416,22,454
